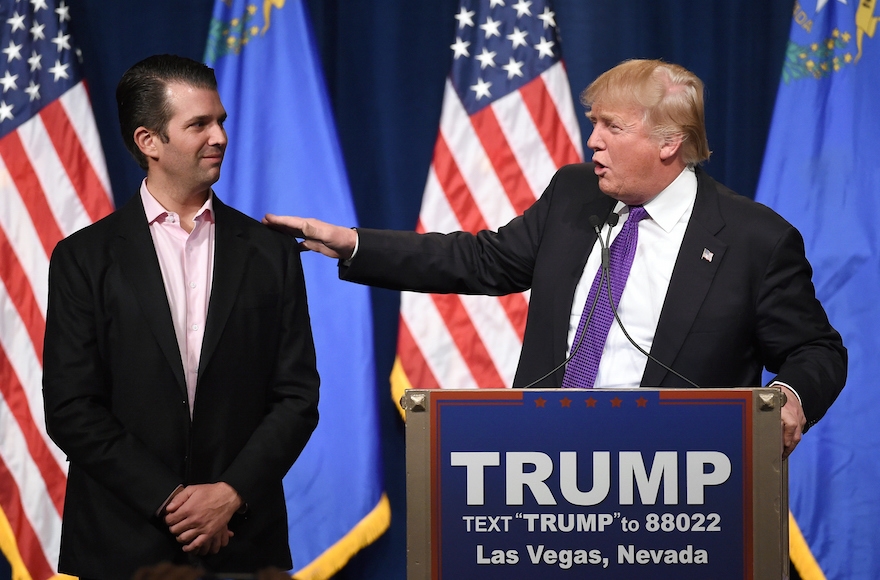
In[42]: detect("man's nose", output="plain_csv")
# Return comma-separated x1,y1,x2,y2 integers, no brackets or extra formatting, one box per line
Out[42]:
586,127,602,151
210,124,227,147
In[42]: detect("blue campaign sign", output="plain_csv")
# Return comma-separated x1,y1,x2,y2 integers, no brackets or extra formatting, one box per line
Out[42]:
429,389,754,579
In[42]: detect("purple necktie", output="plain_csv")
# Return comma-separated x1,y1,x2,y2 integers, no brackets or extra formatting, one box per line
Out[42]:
561,206,649,389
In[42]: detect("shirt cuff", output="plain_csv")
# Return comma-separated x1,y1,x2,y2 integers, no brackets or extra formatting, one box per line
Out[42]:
342,228,359,266
350,228,359,259
769,380,802,407
156,484,184,517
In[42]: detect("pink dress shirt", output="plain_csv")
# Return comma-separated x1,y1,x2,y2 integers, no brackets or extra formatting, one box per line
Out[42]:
140,181,215,417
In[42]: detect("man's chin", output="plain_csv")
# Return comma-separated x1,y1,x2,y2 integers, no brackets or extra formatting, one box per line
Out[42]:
597,179,620,200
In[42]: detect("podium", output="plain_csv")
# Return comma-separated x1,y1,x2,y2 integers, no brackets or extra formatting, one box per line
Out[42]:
403,388,788,580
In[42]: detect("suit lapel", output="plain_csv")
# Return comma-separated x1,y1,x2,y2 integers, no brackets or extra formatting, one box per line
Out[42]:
110,195,187,395
642,170,728,386
198,196,250,380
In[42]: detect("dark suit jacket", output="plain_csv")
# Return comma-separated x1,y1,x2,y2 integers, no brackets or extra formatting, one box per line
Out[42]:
43,193,320,579
342,164,845,428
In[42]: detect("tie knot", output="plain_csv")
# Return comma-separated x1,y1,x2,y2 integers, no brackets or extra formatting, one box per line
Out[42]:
627,205,649,223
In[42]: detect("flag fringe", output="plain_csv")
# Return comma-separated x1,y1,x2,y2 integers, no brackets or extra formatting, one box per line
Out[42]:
390,356,413,421
0,505,31,580
789,510,826,580
291,493,391,580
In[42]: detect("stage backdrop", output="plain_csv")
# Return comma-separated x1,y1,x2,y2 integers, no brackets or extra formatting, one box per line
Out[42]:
1,1,796,579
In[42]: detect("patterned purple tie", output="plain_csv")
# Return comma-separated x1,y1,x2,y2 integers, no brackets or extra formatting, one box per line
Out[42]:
562,206,649,388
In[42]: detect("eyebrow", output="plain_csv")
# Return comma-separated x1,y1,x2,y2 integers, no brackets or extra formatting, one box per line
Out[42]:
587,110,621,124
184,112,227,125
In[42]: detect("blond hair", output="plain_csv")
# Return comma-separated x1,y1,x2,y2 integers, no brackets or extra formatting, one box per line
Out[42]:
581,59,711,165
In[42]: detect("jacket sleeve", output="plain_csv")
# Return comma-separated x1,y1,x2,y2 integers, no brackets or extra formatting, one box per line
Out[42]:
339,168,565,295
215,240,320,504
42,239,183,519
756,224,847,430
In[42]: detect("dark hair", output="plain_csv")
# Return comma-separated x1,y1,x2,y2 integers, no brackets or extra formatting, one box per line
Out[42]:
116,54,218,170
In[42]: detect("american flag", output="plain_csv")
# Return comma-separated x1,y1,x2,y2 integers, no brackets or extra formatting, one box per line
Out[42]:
390,0,582,403
0,0,112,577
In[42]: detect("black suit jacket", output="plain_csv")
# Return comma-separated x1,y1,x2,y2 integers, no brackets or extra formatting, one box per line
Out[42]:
343,164,845,428
43,193,320,579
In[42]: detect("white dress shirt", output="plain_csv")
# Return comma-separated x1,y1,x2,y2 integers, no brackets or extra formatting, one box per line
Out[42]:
567,167,697,389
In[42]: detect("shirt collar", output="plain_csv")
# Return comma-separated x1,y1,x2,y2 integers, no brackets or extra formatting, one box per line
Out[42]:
139,178,215,225
633,167,697,232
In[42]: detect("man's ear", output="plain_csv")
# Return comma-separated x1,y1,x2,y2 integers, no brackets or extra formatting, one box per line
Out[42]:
134,126,159,163
659,133,683,161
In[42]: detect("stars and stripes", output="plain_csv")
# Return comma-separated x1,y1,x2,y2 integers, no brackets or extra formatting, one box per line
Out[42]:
0,0,113,577
390,0,582,403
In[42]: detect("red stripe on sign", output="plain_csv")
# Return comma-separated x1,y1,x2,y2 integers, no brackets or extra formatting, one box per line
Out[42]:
431,135,488,233
0,347,66,515
40,100,113,223
519,76,582,169
469,105,536,216
0,133,66,258
0,456,55,580
430,294,506,389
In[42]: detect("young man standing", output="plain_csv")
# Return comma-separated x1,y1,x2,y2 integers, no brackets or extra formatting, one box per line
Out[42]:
43,54,320,579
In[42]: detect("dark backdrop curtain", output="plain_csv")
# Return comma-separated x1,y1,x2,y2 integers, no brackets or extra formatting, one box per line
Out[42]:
1,2,792,579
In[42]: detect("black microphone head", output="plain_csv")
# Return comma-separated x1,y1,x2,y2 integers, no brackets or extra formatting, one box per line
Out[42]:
607,213,620,227
588,215,600,229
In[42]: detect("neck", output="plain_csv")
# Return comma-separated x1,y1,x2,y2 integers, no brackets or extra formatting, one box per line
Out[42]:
145,177,210,232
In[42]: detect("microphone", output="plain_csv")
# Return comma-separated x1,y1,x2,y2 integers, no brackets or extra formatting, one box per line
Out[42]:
600,213,619,270
599,211,702,389
521,212,617,389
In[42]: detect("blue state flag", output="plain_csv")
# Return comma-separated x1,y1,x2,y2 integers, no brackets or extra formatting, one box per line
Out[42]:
204,1,389,577
755,1,880,579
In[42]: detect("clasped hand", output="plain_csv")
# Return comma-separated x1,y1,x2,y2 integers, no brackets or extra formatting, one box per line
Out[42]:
163,482,242,556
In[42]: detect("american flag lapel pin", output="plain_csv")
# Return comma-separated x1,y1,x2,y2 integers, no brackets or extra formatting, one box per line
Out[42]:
701,248,714,262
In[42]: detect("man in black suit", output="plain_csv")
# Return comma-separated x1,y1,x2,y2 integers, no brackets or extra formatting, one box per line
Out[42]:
264,59,844,458
42,55,320,579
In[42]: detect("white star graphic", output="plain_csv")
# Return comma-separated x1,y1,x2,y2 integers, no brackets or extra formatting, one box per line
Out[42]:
534,36,555,58
470,77,492,100
7,12,26,32
502,57,524,79
454,6,475,29
538,6,556,29
31,21,46,41
512,0,533,17
31,0,49,11
480,16,502,39
475,47,497,69
816,0,847,12
55,1,71,23
52,30,71,52
25,80,41,102
0,71,19,93
28,50,42,71
489,0,505,6
0,100,14,122
450,37,471,59
507,27,528,49
49,59,69,81
3,41,23,63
